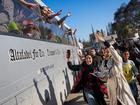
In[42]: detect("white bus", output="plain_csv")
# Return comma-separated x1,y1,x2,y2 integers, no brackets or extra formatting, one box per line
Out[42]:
0,0,79,105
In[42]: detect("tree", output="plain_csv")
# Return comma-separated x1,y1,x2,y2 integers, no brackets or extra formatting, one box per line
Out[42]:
112,0,140,39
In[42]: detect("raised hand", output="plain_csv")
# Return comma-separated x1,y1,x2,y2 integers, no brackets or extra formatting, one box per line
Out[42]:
56,10,62,16
95,32,105,42
112,36,116,43
67,12,72,17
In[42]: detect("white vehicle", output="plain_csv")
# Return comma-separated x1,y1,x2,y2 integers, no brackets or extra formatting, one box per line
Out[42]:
0,0,79,105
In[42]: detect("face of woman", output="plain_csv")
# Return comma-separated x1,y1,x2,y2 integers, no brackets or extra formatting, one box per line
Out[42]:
85,55,93,65
103,48,111,59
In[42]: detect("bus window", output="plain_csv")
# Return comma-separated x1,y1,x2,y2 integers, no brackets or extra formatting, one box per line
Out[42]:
0,0,76,46
0,0,43,39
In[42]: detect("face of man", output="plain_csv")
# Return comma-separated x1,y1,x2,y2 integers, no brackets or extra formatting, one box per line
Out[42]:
42,7,48,15
85,55,93,65
47,32,54,39
123,51,130,61
90,49,96,56
42,7,52,17
26,24,34,31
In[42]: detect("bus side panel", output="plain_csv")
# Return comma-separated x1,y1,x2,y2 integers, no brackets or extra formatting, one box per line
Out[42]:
0,35,79,105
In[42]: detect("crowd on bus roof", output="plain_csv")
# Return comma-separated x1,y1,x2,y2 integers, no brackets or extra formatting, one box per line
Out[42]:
40,6,71,29
0,0,76,45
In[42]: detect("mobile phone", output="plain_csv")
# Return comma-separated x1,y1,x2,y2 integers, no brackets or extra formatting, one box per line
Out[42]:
66,50,71,58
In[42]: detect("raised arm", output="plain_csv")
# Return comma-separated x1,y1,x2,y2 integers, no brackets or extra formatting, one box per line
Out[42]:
19,0,38,9
96,33,122,64
48,10,62,19
66,49,82,71
67,61,82,71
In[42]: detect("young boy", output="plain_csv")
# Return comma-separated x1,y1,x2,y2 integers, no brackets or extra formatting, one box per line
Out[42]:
122,49,139,102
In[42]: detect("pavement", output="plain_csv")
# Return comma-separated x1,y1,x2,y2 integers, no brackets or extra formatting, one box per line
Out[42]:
64,82,140,105
64,92,87,105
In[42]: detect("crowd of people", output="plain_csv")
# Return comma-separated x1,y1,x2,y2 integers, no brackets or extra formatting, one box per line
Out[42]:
1,0,140,105
66,32,140,105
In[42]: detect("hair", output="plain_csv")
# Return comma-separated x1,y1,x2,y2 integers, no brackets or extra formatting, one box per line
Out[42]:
122,48,129,53
39,6,46,10
47,29,53,34
96,30,100,33
82,52,94,66
84,51,93,58
90,47,96,50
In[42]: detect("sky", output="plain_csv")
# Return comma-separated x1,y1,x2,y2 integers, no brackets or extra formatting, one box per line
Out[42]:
43,0,130,40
